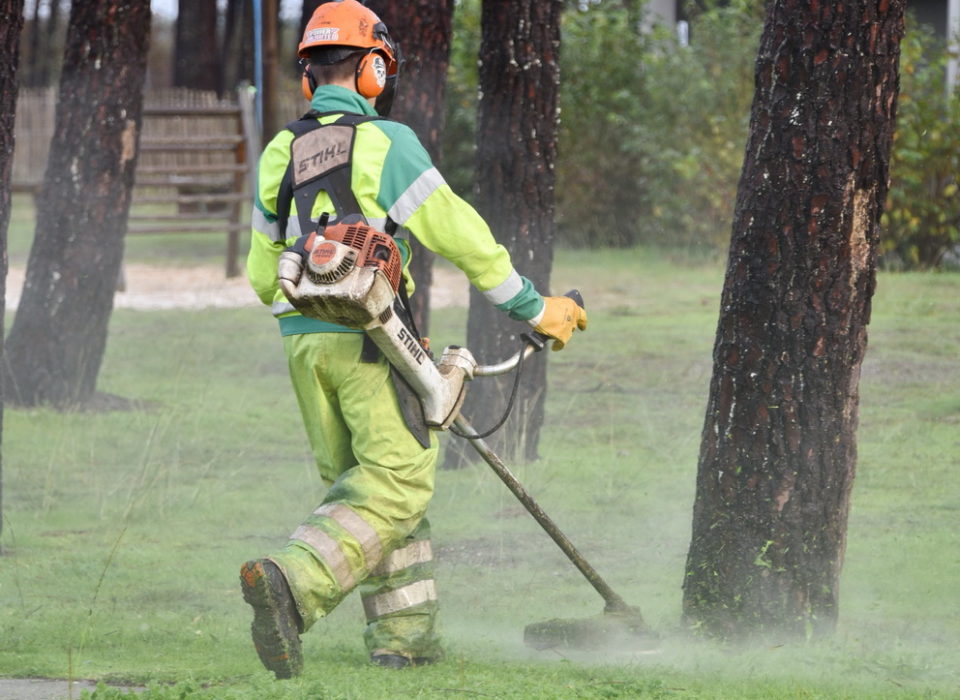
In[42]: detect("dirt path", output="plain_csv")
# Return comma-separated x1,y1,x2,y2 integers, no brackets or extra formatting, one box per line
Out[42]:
0,678,138,700
5,263,469,311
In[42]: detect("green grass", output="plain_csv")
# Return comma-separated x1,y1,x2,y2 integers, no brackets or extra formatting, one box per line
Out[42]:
2,245,958,699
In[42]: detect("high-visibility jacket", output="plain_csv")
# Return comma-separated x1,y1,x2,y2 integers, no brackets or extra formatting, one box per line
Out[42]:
247,84,544,335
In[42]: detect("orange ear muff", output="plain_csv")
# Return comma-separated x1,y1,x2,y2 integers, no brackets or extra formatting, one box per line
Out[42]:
301,64,317,101
355,51,387,98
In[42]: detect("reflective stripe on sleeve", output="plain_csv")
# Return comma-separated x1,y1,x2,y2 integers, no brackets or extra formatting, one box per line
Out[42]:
482,269,524,306
271,300,296,316
290,524,356,591
370,539,433,577
315,503,383,571
387,167,444,225
285,214,303,241
253,207,282,243
362,579,438,620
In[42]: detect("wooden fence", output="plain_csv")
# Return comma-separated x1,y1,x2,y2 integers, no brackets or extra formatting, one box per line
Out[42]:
12,87,261,277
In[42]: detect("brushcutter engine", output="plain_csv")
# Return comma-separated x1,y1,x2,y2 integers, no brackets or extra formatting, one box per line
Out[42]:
278,220,476,429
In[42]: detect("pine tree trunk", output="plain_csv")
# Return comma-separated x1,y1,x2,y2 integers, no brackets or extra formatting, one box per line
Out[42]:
173,0,219,92
0,0,26,540
367,0,454,336
447,0,562,466
3,0,152,408
261,0,282,140
682,0,905,640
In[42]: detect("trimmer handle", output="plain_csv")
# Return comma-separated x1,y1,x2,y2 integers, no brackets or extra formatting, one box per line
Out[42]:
522,289,585,352
564,289,585,309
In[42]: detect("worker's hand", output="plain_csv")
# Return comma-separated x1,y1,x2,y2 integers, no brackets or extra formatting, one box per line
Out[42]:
529,295,588,351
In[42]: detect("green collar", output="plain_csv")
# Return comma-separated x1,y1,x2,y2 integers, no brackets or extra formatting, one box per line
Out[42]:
308,84,377,117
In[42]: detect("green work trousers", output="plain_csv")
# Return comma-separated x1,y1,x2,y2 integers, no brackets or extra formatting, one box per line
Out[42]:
268,332,442,661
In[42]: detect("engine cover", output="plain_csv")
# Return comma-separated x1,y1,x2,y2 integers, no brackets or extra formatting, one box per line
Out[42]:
278,222,403,328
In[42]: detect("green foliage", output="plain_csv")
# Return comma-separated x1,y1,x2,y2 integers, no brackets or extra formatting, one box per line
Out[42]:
881,20,960,269
445,2,960,262
555,1,765,248
555,4,652,246
636,0,761,249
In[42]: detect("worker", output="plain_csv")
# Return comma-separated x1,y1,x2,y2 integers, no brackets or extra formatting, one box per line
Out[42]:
240,0,586,679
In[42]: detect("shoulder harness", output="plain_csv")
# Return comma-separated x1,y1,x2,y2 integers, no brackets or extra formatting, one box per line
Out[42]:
275,110,394,241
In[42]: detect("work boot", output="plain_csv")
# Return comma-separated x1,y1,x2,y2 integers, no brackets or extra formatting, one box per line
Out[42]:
240,559,303,679
371,652,411,669
370,651,438,669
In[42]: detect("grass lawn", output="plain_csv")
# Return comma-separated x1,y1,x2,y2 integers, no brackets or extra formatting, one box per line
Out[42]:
1,232,958,698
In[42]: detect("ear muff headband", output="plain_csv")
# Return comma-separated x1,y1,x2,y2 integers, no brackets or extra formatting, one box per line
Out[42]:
355,50,388,98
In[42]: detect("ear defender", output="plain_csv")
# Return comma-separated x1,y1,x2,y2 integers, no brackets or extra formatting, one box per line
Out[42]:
355,51,388,98
301,62,317,101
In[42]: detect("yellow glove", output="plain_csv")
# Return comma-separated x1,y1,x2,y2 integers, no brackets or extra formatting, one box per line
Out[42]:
529,296,588,351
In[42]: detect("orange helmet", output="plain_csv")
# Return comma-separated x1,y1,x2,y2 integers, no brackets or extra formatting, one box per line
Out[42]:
299,0,401,108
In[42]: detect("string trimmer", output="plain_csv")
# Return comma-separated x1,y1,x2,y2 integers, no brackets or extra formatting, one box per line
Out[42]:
278,218,657,651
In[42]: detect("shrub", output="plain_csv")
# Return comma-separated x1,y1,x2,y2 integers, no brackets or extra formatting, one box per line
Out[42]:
555,3,652,247
881,20,960,269
556,0,762,248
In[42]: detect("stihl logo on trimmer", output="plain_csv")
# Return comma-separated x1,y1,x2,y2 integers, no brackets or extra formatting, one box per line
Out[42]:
397,327,426,365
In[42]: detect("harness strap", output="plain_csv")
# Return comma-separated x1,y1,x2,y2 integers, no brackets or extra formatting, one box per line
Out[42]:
276,111,384,240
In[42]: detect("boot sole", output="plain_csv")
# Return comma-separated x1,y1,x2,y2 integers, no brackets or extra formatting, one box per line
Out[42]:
240,560,303,679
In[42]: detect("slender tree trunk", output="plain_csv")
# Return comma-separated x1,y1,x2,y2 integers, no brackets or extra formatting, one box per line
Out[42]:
0,0,26,541
367,0,454,336
3,0,152,408
173,0,219,92
682,0,905,640
262,0,282,140
221,0,254,95
41,0,60,87
24,0,42,87
447,0,562,466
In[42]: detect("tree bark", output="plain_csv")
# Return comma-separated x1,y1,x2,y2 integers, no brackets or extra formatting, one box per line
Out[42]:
173,0,219,92
3,0,152,408
447,0,562,466
682,0,905,640
0,0,26,541
367,0,454,336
